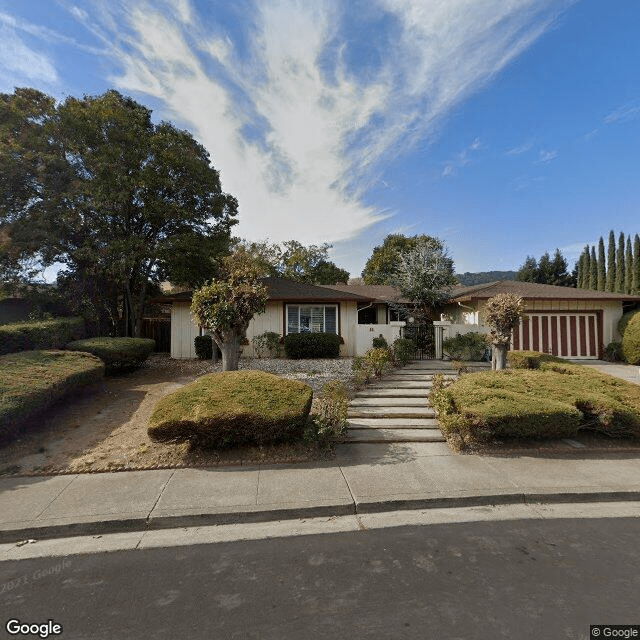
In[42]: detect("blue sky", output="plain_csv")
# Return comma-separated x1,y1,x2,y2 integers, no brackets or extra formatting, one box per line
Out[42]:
1,0,639,278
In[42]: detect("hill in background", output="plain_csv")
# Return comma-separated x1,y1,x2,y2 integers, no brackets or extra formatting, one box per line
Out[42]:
456,271,517,286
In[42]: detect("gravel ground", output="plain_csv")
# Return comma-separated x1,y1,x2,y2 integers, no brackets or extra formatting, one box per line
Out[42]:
142,354,356,394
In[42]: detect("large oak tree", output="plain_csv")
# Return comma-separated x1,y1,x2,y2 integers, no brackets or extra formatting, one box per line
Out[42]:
0,88,237,335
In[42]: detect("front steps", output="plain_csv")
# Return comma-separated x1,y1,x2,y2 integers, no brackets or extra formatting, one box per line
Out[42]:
344,364,456,444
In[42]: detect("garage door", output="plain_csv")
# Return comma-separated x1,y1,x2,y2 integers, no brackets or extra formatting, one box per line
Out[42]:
511,312,600,359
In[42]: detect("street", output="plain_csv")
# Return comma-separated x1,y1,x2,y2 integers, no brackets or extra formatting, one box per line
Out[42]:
2,514,639,639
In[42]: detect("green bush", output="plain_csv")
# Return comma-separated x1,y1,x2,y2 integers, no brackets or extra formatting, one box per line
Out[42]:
442,332,487,361
283,332,341,359
305,380,349,446
66,337,155,373
622,312,640,365
0,350,104,443
148,370,313,448
618,310,640,338
431,359,640,445
364,347,393,378
392,338,416,366
0,317,84,355
604,341,624,362
506,350,565,369
194,335,213,360
372,335,388,349
252,331,283,358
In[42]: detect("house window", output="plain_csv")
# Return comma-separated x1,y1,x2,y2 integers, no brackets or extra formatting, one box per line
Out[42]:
286,305,338,334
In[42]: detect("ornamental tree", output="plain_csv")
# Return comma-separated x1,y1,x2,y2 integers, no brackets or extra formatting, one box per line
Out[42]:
483,293,525,371
190,250,268,371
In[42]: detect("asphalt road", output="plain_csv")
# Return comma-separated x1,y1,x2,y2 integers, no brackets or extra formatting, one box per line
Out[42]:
1,517,639,639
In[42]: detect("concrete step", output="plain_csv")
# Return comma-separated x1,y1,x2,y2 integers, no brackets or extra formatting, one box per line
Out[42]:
353,388,429,398
350,397,430,407
347,417,440,428
348,407,437,419
345,429,445,443
383,373,456,381
366,381,433,389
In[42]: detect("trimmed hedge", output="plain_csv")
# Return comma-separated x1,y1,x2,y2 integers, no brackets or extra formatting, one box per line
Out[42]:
148,370,313,448
195,335,213,360
284,332,341,359
618,310,640,338
0,350,104,444
66,337,155,373
431,353,640,444
0,317,84,355
622,312,640,365
506,350,565,369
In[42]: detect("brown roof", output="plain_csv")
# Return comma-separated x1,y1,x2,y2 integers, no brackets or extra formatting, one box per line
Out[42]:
451,280,640,302
321,283,410,303
150,277,373,304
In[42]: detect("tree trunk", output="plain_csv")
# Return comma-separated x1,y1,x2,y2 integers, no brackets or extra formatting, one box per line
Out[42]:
492,344,507,370
214,332,240,371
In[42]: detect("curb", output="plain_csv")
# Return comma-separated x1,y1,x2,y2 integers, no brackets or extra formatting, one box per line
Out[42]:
3,490,640,545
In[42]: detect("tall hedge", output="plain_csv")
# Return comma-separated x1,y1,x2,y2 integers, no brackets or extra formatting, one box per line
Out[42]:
622,313,640,365
0,317,85,355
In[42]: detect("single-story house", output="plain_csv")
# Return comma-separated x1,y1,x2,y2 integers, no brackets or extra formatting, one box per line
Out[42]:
155,277,408,359
435,280,640,360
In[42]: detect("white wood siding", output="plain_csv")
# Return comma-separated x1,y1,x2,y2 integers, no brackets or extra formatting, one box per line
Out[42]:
244,302,283,357
170,303,200,359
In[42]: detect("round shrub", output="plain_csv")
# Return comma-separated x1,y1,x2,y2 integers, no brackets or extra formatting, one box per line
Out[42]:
283,332,341,359
194,335,213,360
392,337,416,366
66,337,155,373
148,370,313,448
442,332,487,361
604,341,624,362
622,313,640,365
618,310,640,338
372,335,388,349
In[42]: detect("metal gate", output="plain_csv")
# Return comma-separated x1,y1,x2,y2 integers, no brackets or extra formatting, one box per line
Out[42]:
400,323,435,359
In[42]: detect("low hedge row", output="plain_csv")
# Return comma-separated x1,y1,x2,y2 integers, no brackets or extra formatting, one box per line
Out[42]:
431,350,640,445
148,370,313,448
66,337,155,373
0,350,105,444
0,317,85,355
284,332,341,359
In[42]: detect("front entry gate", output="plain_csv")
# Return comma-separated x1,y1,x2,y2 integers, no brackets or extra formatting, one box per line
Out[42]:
400,323,435,360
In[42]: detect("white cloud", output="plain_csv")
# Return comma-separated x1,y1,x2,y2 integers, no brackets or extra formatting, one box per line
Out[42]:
0,24,58,85
505,138,535,155
58,0,569,271
604,102,640,125
535,149,558,164
442,137,482,177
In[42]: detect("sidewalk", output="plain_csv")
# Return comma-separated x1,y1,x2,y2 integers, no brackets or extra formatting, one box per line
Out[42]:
2,441,640,545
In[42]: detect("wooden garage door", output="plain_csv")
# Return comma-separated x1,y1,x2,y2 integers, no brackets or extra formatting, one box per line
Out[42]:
511,312,599,359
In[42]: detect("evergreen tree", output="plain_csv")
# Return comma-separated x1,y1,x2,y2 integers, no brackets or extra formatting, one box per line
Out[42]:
515,256,538,282
606,230,616,292
633,234,640,295
626,236,633,294
537,252,554,284
597,237,606,291
615,232,625,292
589,246,598,290
583,246,591,289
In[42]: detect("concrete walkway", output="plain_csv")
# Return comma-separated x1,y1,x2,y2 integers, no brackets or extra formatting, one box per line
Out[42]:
345,361,456,444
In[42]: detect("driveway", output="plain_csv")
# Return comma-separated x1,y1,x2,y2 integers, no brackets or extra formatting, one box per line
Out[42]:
571,359,640,384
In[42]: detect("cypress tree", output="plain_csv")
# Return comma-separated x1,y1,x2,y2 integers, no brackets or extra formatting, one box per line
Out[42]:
589,246,598,290
606,230,616,292
576,251,584,288
633,234,640,295
583,245,591,289
615,232,625,292
626,236,633,294
597,236,606,291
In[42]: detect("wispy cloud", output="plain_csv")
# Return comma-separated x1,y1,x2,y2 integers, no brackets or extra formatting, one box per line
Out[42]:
0,23,58,85
511,174,546,191
535,148,558,164
582,128,599,142
442,137,482,177
604,101,640,125
505,138,535,155
9,0,569,268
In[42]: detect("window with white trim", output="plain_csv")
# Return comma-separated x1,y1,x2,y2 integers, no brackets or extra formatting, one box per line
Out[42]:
286,305,338,334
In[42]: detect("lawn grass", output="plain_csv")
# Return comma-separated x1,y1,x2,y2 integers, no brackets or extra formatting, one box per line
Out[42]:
431,352,640,446
0,350,105,443
148,370,313,448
